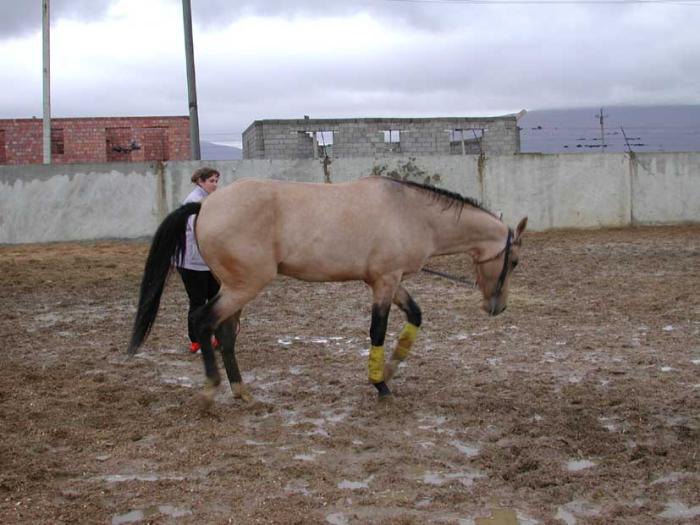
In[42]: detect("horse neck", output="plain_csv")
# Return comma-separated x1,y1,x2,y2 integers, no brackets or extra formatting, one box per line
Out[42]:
430,206,508,258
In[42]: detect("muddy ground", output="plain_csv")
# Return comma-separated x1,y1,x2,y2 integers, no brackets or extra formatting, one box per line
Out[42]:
1,226,698,524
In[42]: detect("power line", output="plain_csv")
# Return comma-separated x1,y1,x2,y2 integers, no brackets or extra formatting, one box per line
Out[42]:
381,0,700,5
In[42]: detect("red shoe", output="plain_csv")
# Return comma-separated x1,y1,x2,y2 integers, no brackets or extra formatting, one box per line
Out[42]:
189,341,201,353
212,336,220,348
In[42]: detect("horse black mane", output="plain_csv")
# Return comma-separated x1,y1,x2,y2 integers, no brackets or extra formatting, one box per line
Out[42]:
384,176,496,217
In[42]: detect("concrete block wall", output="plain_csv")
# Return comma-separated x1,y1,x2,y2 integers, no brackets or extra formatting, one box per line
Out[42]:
0,116,190,165
242,116,520,159
1,152,697,244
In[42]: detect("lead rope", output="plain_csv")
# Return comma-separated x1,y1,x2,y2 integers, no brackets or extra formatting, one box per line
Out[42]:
420,267,475,286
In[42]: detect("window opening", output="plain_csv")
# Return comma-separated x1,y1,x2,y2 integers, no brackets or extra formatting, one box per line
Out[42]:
0,130,6,163
383,130,401,153
304,130,334,158
383,130,400,143
449,128,483,155
51,128,64,155
106,127,135,161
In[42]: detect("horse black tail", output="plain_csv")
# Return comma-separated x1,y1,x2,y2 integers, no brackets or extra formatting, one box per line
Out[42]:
127,202,201,355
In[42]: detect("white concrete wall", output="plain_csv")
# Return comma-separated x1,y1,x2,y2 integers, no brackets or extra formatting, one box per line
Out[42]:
631,153,700,224
1,153,698,244
485,154,632,229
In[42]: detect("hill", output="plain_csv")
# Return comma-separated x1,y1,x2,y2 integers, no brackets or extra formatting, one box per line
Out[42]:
200,141,242,160
519,105,700,153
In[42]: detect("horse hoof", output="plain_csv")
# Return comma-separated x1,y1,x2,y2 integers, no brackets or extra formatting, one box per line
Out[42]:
378,391,393,402
196,390,216,413
231,383,253,402
373,381,392,400
383,361,398,382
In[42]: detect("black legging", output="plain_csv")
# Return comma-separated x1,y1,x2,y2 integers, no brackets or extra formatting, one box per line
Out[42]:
177,268,220,343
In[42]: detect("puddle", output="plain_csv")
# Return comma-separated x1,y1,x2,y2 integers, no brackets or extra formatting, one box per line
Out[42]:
99,473,185,483
112,505,191,524
161,375,194,388
326,513,349,525
282,407,350,436
555,500,601,524
112,509,144,525
278,335,347,347
598,417,618,432
566,459,596,472
417,415,448,430
285,479,311,496
245,440,273,446
338,476,373,490
293,450,325,462
658,500,700,519
449,440,480,458
422,469,484,487
652,471,693,485
462,508,538,525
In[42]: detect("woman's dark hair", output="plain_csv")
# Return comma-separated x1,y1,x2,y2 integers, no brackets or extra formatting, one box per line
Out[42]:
191,167,220,184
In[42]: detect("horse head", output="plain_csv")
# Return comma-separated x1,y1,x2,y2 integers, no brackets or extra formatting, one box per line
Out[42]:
474,217,527,316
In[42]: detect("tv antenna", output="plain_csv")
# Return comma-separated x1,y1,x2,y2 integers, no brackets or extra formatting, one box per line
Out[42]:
595,107,608,150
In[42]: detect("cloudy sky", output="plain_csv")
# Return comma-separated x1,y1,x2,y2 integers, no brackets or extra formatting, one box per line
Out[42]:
0,0,698,146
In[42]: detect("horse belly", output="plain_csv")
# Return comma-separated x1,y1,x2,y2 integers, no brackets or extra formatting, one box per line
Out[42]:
277,237,373,282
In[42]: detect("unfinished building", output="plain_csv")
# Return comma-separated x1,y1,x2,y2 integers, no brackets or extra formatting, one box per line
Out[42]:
242,114,523,160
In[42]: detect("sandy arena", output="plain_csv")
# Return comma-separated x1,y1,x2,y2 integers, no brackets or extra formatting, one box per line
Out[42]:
1,226,698,524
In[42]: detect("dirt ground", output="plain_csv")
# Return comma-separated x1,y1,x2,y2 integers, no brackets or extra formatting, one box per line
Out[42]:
1,226,698,524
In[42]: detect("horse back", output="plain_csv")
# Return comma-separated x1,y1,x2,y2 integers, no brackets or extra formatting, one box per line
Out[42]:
197,177,433,282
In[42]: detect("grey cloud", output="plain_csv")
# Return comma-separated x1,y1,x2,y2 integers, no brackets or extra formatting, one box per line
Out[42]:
187,0,452,32
0,0,115,38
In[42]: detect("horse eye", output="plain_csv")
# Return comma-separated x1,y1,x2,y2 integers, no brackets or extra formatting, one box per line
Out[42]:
511,260,519,269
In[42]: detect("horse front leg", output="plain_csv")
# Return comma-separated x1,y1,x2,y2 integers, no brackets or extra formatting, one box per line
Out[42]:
368,273,401,399
384,285,422,382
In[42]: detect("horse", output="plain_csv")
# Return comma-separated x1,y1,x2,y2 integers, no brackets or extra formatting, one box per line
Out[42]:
128,176,527,405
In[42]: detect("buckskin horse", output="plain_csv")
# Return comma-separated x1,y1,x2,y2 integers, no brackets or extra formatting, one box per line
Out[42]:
128,176,527,405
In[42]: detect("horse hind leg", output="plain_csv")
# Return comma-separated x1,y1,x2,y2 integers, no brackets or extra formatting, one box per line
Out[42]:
215,309,252,402
190,282,262,408
191,297,223,410
384,285,422,383
211,283,272,402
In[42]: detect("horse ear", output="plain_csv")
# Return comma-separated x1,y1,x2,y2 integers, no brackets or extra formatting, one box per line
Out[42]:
515,216,528,243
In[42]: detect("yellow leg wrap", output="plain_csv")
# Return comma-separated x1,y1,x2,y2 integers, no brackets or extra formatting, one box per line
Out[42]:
368,345,385,384
393,323,419,361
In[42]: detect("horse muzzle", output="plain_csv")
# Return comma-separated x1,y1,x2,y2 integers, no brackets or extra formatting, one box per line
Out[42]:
485,297,507,316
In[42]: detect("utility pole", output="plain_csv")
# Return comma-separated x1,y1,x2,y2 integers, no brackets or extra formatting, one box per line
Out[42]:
42,0,51,164
595,107,607,151
182,0,201,160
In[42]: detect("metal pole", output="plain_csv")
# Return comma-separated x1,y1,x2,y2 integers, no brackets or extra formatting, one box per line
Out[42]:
182,0,201,160
42,0,51,164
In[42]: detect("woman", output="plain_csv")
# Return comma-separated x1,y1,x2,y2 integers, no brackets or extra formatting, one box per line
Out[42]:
177,167,221,353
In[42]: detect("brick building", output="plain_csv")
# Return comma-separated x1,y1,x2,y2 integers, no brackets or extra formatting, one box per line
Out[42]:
0,116,190,165
242,114,523,160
